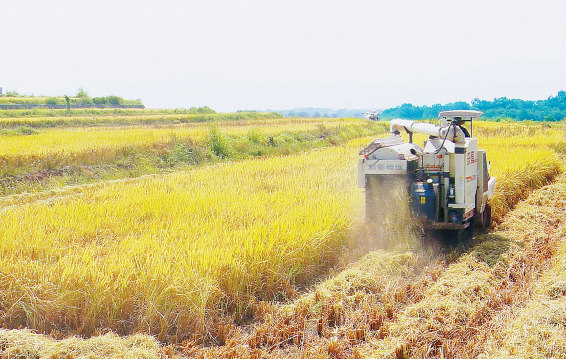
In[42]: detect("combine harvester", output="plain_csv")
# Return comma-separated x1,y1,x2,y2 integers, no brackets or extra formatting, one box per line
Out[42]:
358,110,496,242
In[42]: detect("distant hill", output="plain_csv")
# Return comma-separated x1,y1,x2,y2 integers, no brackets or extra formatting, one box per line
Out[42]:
269,107,384,118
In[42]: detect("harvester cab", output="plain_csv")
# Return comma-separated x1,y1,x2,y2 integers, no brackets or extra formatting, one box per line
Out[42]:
358,110,496,242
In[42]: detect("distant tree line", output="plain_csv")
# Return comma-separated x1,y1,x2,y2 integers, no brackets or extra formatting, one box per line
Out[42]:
277,107,378,118
380,91,566,121
0,87,144,108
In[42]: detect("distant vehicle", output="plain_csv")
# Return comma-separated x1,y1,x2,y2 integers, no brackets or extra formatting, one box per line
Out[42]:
363,110,379,121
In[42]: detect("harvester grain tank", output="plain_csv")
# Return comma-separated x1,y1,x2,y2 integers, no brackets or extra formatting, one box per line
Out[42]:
358,110,496,241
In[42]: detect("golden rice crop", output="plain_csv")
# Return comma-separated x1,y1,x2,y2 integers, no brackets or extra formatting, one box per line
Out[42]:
0,118,380,185
0,110,352,127
0,143,365,343
475,122,564,221
0,119,366,157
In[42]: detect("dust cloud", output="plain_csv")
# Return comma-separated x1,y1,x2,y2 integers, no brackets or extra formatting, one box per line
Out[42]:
340,175,432,266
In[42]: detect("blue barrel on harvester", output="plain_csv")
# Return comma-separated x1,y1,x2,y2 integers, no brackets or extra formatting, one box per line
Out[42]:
411,179,438,220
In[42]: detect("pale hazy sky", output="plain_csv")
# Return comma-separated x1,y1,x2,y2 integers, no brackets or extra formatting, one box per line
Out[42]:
2,0,565,111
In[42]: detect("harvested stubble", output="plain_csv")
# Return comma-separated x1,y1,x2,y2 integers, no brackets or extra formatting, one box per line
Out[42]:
182,249,446,358
478,175,566,358
0,330,162,359
363,172,566,358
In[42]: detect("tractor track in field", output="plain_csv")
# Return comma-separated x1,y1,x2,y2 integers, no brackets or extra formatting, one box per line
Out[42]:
179,173,566,358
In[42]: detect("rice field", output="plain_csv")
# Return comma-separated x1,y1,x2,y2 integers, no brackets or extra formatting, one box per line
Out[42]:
0,119,368,159
0,113,384,195
0,111,323,127
0,117,564,358
475,122,564,221
0,145,363,342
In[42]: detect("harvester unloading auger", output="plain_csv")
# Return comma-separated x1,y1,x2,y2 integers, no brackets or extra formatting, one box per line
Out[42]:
358,110,496,242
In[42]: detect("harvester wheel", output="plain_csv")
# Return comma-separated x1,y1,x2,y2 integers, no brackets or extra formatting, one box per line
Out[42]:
482,204,492,229
455,222,474,244
456,228,467,243
422,229,437,245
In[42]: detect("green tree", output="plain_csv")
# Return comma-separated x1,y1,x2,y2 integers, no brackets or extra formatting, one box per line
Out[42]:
76,87,89,98
544,114,556,122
